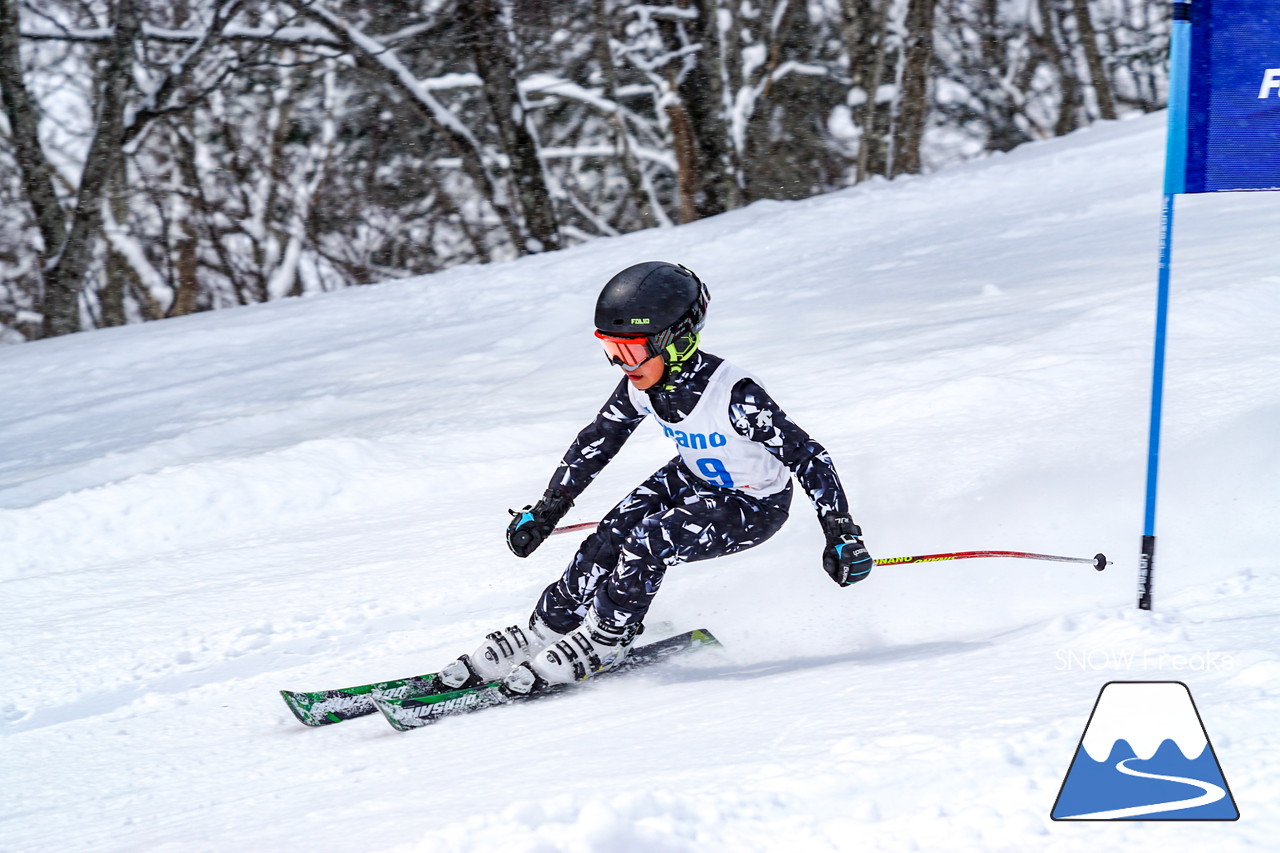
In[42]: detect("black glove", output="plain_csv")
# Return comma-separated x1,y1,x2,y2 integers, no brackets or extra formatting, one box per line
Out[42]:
820,514,873,587
506,490,574,558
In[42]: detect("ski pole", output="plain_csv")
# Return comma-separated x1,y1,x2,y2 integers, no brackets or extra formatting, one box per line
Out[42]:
554,522,1108,572
875,550,1109,571
551,521,598,537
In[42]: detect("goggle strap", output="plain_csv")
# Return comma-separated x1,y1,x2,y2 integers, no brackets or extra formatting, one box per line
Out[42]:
664,331,699,363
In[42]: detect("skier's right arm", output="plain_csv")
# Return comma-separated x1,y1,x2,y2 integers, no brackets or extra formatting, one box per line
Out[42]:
506,379,646,558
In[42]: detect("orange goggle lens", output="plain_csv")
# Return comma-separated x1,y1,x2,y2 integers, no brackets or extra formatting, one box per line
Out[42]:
594,330,653,370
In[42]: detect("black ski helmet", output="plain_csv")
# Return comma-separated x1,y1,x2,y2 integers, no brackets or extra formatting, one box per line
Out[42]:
594,261,709,358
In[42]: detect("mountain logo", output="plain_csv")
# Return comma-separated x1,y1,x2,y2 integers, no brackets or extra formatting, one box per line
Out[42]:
1051,681,1239,820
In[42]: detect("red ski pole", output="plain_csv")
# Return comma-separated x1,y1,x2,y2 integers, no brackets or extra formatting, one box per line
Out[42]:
551,521,598,537
874,550,1109,571
553,522,1108,572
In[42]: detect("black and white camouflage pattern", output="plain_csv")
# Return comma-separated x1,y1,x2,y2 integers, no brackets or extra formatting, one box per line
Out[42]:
726,375,849,518
534,456,791,630
531,350,854,630
548,350,850,518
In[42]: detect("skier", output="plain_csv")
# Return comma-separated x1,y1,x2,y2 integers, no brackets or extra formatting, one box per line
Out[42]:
433,261,873,697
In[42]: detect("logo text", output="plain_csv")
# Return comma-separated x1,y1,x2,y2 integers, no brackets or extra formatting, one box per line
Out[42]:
662,425,727,449
1259,68,1280,98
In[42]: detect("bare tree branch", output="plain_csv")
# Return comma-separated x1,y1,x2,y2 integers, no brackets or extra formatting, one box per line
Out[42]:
274,0,524,251
123,0,248,148
21,21,343,48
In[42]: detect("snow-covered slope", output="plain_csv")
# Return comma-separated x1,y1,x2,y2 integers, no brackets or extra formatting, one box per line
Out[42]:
2,113,1277,852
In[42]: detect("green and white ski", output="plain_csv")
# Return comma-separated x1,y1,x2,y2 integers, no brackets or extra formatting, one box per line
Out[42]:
281,672,438,727
372,628,721,731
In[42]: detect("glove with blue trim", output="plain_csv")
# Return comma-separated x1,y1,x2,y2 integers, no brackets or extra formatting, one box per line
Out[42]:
506,489,573,558
820,514,873,587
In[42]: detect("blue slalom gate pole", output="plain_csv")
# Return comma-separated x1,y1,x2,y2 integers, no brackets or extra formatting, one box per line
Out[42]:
1139,1,1193,611
1139,193,1176,610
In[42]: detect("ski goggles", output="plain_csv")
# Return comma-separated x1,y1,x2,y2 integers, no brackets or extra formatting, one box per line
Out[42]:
594,331,655,370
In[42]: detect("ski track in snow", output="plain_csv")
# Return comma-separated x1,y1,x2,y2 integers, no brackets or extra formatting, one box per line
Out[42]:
2,114,1279,852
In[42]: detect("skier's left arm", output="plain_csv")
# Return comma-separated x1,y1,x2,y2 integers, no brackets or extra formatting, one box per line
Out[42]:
729,379,873,586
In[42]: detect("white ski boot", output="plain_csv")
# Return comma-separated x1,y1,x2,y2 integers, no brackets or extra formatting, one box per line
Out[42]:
435,615,564,692
502,608,642,696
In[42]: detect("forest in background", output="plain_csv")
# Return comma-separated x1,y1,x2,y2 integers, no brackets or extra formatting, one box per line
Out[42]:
0,0,1169,344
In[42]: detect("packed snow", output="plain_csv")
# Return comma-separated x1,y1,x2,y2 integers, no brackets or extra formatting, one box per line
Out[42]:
2,113,1278,852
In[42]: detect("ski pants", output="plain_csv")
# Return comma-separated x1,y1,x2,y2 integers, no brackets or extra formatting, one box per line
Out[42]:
534,456,792,631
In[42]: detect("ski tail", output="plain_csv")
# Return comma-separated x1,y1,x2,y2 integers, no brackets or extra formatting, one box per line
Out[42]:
280,673,437,727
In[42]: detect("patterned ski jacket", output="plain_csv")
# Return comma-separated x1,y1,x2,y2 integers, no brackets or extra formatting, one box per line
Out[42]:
546,350,850,518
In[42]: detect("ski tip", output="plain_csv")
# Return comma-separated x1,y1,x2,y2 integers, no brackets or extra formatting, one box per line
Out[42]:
1093,553,1108,572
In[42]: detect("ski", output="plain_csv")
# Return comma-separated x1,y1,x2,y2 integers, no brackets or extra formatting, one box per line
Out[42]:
372,628,721,731
281,672,439,727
